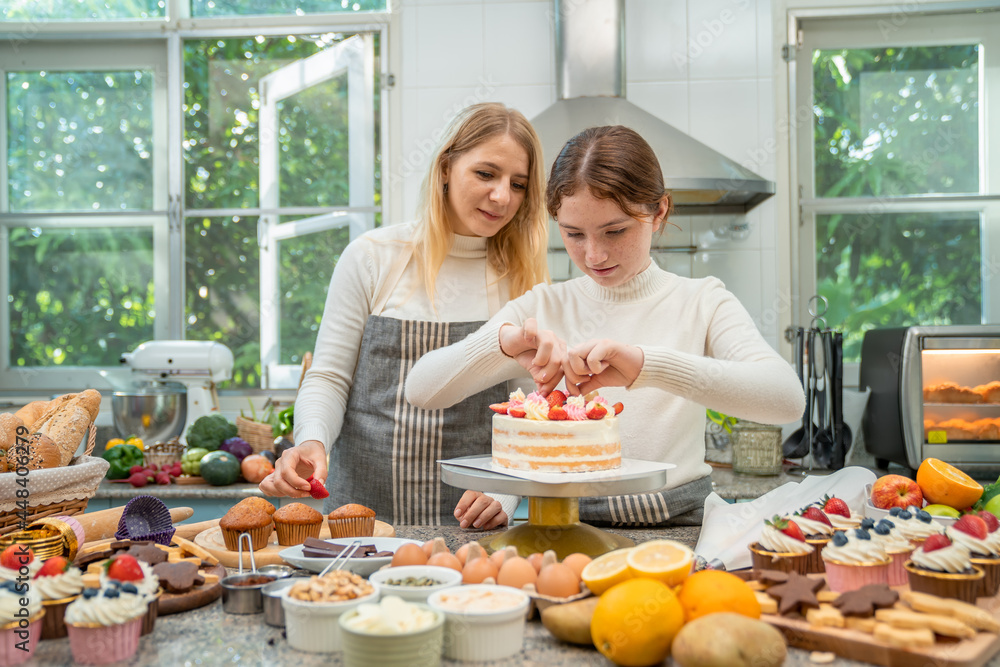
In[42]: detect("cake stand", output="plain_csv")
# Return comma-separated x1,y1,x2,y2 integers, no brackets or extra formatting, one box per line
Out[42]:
440,457,669,558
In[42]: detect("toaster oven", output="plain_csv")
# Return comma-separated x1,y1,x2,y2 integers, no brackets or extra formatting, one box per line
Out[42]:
860,325,1000,473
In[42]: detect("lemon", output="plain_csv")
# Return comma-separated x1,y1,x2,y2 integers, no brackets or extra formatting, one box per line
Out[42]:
581,548,633,595
591,578,684,667
625,539,694,587
923,503,961,518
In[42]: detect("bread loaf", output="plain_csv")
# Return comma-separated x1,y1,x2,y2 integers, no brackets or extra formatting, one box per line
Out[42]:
13,401,47,427
0,413,24,451
28,393,77,432
35,389,101,466
6,433,60,471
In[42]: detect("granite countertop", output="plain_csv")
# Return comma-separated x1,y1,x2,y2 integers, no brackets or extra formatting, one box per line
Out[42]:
28,524,1000,667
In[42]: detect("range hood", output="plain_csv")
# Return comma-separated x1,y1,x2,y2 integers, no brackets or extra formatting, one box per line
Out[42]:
532,0,775,215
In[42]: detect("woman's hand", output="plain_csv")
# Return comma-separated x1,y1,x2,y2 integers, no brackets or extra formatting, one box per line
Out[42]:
454,490,508,530
564,339,645,395
259,440,328,498
499,318,567,394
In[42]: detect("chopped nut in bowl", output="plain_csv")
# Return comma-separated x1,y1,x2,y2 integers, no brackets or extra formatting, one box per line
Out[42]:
280,570,381,653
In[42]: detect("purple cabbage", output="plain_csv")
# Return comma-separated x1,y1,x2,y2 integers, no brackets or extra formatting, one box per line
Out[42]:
219,436,252,462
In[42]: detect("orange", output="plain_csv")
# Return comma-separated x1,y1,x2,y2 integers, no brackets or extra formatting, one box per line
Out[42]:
916,458,983,509
625,539,694,587
677,569,761,622
590,578,684,666
581,548,633,595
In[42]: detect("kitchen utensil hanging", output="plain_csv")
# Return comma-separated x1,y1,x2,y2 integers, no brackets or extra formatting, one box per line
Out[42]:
784,296,847,476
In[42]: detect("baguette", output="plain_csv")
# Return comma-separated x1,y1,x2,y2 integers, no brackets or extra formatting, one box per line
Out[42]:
13,401,47,427
29,393,77,432
36,390,101,466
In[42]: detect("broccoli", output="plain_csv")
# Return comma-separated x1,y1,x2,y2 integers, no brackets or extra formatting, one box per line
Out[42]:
185,413,238,451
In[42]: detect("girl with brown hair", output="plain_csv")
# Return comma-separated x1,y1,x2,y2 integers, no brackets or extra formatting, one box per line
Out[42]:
407,125,804,526
261,103,549,529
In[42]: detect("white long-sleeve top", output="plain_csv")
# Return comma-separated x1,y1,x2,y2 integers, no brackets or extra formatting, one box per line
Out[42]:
405,261,806,490
294,221,524,519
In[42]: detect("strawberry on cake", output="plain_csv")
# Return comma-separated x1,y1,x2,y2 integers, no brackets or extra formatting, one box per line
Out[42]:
946,513,1000,597
748,516,814,574
905,534,984,603
490,389,622,473
790,506,834,574
815,495,861,530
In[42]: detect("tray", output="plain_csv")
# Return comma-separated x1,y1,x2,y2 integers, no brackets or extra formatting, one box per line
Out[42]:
158,563,226,616
193,520,395,568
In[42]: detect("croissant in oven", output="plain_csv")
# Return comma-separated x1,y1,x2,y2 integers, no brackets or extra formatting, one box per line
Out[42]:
923,382,983,404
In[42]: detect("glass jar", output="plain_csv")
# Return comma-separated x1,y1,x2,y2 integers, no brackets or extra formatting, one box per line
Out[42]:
731,421,783,475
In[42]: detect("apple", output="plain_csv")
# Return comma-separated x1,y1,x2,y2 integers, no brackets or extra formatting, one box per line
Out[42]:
871,474,924,510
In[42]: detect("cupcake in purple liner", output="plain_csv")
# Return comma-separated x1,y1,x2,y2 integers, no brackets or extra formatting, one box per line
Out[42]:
114,495,176,545
866,519,914,586
905,533,983,603
748,516,814,574
821,528,890,592
946,513,1000,598
0,580,43,665
33,556,84,640
65,581,146,665
790,506,835,574
889,506,943,547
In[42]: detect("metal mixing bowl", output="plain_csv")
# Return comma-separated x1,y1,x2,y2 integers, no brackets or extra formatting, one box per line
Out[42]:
111,382,187,443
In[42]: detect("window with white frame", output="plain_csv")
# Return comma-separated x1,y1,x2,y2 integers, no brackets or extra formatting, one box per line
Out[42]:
794,10,1000,365
0,2,387,391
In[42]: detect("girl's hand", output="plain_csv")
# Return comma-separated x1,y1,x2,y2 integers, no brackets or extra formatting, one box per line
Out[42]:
564,339,644,395
454,490,507,530
259,440,328,498
499,318,567,395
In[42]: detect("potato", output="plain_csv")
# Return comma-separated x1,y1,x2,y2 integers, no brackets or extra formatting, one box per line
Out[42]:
671,612,787,667
540,596,600,646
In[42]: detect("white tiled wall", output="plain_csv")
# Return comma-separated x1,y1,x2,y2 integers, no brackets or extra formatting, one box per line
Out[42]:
395,0,780,348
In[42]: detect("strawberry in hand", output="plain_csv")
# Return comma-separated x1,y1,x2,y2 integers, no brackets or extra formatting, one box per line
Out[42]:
797,506,832,527
36,556,71,579
820,494,851,519
306,475,329,499
105,554,144,582
766,515,806,542
953,514,989,540
0,545,33,571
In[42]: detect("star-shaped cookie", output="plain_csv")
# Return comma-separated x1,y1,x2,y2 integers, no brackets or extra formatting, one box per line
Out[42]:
832,584,899,616
764,571,825,615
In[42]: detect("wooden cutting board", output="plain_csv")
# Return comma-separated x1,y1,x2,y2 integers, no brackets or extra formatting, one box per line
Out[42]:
157,563,226,616
756,575,1000,667
194,521,395,568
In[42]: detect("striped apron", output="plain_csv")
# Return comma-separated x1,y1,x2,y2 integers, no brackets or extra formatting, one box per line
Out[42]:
579,476,713,527
324,246,507,525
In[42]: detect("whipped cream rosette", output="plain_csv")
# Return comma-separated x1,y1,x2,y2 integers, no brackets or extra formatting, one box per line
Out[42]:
65,583,147,627
911,540,974,574
34,566,84,601
0,558,41,582
905,534,985,603
749,516,813,575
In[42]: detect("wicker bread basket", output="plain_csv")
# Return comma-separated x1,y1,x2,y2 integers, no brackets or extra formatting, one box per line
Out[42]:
236,415,274,455
0,423,103,536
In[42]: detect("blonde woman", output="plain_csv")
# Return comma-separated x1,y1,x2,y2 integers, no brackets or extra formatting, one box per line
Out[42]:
261,103,549,530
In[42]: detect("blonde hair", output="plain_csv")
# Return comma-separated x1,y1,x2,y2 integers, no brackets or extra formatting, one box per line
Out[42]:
414,102,549,303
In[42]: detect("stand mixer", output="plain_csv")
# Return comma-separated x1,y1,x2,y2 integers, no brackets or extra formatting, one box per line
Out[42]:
119,341,235,438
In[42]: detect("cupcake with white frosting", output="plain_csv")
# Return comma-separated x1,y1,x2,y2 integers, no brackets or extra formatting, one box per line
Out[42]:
65,581,147,664
97,553,161,637
821,528,891,592
790,507,835,574
748,516,814,574
889,506,944,546
33,556,84,640
0,580,43,665
867,518,914,586
947,513,1000,597
904,534,983,603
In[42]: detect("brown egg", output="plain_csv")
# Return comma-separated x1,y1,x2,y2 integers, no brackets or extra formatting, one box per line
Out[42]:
497,556,537,590
391,543,428,568
561,553,592,579
421,540,436,557
455,541,476,566
427,551,462,572
462,556,499,584
527,552,544,573
535,562,581,598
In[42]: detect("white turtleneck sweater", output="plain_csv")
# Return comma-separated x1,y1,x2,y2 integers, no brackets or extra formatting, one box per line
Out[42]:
405,262,806,491
294,221,524,519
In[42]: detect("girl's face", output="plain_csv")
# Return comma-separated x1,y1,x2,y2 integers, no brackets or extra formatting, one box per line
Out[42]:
556,188,667,288
443,133,529,238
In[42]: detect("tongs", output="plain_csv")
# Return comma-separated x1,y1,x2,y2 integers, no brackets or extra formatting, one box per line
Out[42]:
319,539,363,577
237,532,259,576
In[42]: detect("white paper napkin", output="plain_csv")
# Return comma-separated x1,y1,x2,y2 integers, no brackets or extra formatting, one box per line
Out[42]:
694,466,878,570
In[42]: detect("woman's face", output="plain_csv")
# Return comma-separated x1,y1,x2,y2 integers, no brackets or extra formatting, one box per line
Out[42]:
443,133,529,237
556,188,666,288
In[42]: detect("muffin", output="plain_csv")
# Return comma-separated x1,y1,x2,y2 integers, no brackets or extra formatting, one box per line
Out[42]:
33,556,85,640
867,519,914,586
65,581,147,664
273,502,325,546
904,534,984,603
232,496,277,516
748,516,814,574
946,514,1000,597
790,507,835,574
821,528,890,592
888,506,943,547
0,580,43,665
220,505,274,551
328,503,377,539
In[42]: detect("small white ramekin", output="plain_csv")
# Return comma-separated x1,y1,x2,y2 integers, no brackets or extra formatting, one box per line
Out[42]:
427,584,530,662
338,603,445,667
280,582,381,653
368,566,462,603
